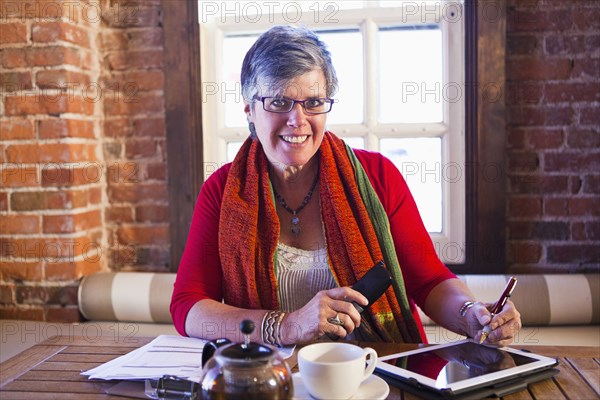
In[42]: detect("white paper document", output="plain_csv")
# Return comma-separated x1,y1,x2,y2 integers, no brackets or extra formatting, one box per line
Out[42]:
82,334,295,381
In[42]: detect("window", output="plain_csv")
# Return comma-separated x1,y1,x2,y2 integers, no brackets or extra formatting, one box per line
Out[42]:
199,0,466,263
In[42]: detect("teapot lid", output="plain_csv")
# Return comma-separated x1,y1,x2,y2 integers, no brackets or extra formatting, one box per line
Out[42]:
219,320,274,361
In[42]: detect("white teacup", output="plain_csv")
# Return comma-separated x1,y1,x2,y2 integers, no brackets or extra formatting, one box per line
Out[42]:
298,342,378,399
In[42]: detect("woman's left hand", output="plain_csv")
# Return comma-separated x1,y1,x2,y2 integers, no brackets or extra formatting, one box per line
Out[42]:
466,300,522,346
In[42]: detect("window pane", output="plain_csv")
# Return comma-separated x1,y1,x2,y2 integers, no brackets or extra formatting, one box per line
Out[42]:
377,0,449,6
378,26,443,123
377,0,405,6
317,29,364,125
327,1,365,10
200,1,364,22
226,141,243,162
222,34,258,128
380,137,442,232
341,137,365,149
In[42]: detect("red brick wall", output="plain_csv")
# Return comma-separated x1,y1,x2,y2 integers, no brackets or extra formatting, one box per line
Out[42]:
0,0,168,322
506,0,600,272
99,0,169,272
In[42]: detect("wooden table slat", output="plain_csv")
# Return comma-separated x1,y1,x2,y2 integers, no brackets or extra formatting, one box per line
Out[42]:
18,370,92,382
58,346,141,355
566,357,600,396
0,392,116,400
2,380,118,395
526,375,568,400
399,391,422,400
48,353,121,363
553,357,600,399
502,388,534,399
0,344,66,387
38,336,152,347
32,361,102,372
516,346,600,359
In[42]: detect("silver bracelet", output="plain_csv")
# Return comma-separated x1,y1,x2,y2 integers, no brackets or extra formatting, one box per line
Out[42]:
262,310,285,347
275,311,286,347
459,301,476,317
260,311,269,343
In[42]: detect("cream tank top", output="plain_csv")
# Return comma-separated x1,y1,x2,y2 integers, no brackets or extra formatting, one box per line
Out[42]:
276,242,337,312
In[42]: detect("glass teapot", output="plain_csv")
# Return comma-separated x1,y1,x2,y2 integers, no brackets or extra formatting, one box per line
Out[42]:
199,319,294,400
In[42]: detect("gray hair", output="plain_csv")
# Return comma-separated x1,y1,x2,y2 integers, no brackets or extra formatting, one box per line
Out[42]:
241,25,338,102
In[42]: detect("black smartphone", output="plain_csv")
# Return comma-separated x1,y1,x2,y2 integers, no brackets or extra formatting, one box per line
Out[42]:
351,260,393,313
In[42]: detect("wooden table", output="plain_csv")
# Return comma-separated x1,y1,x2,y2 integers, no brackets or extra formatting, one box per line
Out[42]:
1,335,598,399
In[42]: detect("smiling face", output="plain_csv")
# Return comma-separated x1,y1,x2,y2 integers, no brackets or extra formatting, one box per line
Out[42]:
245,69,328,170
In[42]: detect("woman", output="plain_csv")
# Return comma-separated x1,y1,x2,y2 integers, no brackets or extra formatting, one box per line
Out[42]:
170,25,521,346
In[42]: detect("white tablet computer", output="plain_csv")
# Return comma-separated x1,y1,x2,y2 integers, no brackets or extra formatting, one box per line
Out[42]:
376,339,558,398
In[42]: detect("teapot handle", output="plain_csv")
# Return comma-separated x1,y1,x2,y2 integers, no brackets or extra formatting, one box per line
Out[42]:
201,338,232,367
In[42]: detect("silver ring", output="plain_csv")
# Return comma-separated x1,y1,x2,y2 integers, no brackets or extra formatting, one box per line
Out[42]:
327,313,344,326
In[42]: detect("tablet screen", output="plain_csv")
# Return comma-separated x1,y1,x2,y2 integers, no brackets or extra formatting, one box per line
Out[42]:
382,342,538,385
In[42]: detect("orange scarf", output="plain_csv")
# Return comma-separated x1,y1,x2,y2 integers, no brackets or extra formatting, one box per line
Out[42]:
218,132,421,342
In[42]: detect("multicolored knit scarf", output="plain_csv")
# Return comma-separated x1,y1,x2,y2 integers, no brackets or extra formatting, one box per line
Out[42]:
218,131,422,343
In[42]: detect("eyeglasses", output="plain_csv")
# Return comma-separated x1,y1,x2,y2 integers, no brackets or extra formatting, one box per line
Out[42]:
253,96,335,114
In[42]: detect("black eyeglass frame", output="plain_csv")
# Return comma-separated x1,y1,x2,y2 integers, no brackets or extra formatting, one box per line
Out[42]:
253,96,336,115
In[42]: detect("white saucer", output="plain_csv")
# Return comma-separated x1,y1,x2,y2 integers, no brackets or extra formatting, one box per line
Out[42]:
292,372,389,400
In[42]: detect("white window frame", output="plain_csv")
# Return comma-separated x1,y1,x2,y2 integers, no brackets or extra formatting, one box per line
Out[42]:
199,1,465,263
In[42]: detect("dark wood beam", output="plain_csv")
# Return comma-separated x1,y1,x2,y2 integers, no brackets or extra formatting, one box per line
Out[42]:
162,0,203,271
457,0,506,274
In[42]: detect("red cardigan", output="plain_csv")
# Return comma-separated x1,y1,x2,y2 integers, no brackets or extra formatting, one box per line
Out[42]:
170,149,456,341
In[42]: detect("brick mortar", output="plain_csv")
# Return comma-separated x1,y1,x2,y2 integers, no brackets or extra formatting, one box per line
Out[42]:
1,0,112,320
88,2,108,281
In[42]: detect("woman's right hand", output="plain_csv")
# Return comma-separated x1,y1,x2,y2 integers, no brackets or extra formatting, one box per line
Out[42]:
281,287,369,344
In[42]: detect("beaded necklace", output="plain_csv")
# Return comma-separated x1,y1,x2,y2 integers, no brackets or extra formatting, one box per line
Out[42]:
272,168,320,237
